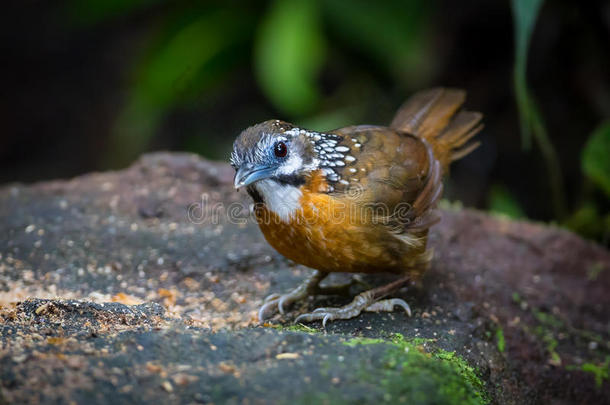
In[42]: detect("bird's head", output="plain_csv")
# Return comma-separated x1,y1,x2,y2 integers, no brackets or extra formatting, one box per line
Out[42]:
231,120,350,220
230,120,319,191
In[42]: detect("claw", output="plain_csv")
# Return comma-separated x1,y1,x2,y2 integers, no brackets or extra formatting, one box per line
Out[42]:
365,298,411,316
294,309,338,328
258,271,329,322
322,313,332,328
258,298,279,322
258,293,296,321
294,313,314,324
395,299,412,316
264,293,281,303
278,294,290,314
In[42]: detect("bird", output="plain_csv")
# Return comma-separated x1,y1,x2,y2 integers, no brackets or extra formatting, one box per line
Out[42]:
230,88,483,326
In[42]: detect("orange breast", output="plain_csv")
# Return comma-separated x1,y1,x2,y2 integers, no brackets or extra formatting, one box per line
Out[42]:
254,171,426,275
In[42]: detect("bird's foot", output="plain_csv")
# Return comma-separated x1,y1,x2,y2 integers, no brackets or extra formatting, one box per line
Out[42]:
294,291,411,328
258,270,328,322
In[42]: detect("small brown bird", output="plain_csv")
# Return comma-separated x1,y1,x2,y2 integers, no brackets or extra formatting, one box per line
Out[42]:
231,88,482,325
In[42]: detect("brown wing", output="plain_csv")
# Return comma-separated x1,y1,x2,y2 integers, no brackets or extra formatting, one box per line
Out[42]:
328,125,442,232
313,88,481,235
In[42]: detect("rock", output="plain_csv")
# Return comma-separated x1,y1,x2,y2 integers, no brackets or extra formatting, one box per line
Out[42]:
0,152,608,404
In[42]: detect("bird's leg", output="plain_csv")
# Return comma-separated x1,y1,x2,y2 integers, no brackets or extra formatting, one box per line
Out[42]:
315,275,371,296
258,270,328,322
294,275,412,328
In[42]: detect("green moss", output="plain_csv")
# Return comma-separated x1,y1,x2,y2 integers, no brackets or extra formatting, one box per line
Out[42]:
405,336,435,346
533,310,563,329
581,360,609,388
567,357,610,388
496,328,506,353
572,328,604,346
521,305,606,366
343,336,386,346
512,294,610,388
587,262,605,281
344,334,489,404
267,323,319,333
523,324,562,366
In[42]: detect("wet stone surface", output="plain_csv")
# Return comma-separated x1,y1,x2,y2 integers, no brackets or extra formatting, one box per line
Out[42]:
0,152,609,404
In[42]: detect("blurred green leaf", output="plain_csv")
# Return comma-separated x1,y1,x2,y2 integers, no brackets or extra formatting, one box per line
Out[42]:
511,0,544,150
296,106,360,132
109,8,249,166
582,121,610,197
255,0,326,116
488,184,525,219
511,0,566,219
563,203,608,241
322,0,430,86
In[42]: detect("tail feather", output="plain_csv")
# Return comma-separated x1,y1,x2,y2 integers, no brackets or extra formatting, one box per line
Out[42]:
450,139,481,162
390,88,482,172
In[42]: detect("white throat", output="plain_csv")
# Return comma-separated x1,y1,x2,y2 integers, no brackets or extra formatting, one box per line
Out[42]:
254,179,302,222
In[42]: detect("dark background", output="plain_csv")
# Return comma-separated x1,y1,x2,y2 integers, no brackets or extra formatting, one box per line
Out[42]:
1,0,609,243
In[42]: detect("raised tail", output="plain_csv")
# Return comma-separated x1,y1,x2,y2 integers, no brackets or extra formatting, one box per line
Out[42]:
390,88,483,172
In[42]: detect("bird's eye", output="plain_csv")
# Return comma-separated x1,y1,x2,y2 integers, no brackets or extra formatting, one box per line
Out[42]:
274,141,288,158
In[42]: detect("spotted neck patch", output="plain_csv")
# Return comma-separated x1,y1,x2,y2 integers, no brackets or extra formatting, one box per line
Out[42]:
283,127,356,188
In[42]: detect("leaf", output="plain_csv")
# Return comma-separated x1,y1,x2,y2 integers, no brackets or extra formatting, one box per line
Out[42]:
511,0,544,149
582,121,610,197
108,9,249,166
511,0,566,219
254,0,326,116
296,106,359,132
322,0,430,85
563,203,605,241
488,184,525,219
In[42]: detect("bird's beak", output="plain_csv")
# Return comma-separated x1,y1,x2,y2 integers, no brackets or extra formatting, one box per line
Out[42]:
234,164,275,188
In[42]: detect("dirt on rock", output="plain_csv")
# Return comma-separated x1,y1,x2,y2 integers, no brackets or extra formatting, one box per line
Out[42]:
0,152,608,404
